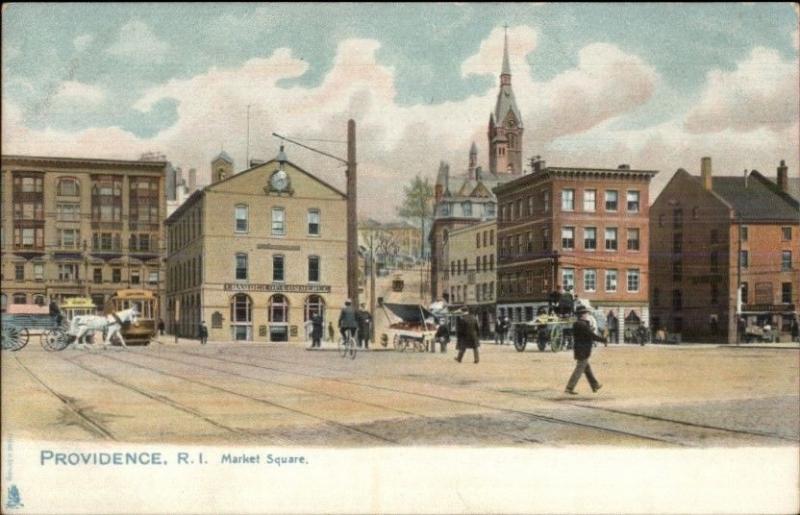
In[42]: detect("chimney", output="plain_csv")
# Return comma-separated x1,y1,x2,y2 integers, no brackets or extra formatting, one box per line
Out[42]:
187,168,196,191
777,159,788,192
701,157,712,191
617,164,630,170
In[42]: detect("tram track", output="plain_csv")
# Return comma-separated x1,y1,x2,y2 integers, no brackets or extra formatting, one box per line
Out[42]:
131,346,698,447
177,345,797,446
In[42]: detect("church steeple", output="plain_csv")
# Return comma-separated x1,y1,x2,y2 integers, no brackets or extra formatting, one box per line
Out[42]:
488,25,523,175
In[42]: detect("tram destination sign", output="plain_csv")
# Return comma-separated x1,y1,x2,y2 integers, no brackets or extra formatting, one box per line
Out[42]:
223,283,331,293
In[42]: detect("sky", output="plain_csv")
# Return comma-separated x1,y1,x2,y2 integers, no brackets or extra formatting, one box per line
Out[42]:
2,3,798,220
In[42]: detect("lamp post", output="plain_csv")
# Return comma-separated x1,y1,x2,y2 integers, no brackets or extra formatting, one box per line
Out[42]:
273,120,358,308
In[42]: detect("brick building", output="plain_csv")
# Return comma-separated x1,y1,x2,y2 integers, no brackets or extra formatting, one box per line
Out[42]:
1,155,166,313
494,160,657,341
650,158,799,343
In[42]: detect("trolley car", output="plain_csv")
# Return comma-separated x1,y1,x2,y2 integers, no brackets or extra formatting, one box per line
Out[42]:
105,289,158,345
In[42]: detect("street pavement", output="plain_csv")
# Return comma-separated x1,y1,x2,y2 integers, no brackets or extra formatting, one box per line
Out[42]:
2,338,798,447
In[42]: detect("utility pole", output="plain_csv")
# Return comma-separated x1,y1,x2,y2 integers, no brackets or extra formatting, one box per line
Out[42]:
736,210,742,345
369,234,376,333
246,104,252,167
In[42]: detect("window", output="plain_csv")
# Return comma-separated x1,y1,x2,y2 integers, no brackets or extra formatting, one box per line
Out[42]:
527,197,535,217
58,264,79,281
740,225,748,241
269,294,289,323
112,268,122,283
462,202,472,217
673,209,683,230
308,256,320,282
57,203,80,221
272,207,285,235
561,268,575,290
235,205,248,233
476,233,481,248
711,284,719,305
235,253,248,280
584,269,597,292
489,230,494,246
34,263,44,281
542,228,550,250
627,191,640,212
740,250,749,268
475,256,480,272
93,268,102,283
583,190,596,212
13,293,27,304
231,294,252,323
782,283,792,304
627,269,640,292
543,191,550,213
15,264,24,280
627,228,640,251
482,231,488,247
148,271,159,285
486,203,496,217
672,289,682,311
584,227,597,250
131,270,140,284
606,270,618,292
57,178,80,196
673,233,682,254
561,227,575,250
605,228,618,251
740,282,748,304
782,227,792,241
489,254,494,271
307,210,320,236
273,255,285,282
782,251,792,271
304,295,325,321
57,229,80,249
562,189,575,211
605,190,618,211
441,204,450,216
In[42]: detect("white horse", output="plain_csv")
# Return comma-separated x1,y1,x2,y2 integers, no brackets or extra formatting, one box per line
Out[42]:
69,308,138,348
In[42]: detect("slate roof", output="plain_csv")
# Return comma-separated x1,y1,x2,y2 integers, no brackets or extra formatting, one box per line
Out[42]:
786,177,800,203
710,172,799,222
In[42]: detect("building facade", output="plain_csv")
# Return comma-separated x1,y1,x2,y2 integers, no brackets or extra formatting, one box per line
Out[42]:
494,161,657,341
165,150,347,343
445,220,497,337
650,158,799,343
358,218,423,266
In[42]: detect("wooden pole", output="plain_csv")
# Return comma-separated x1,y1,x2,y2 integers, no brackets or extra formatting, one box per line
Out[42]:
347,120,358,307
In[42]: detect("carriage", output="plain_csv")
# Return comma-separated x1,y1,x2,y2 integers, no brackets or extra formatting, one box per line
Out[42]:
378,303,437,352
512,305,607,352
1,304,69,352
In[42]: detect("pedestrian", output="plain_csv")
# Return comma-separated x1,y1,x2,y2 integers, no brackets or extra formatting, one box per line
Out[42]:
198,321,209,345
548,285,562,315
49,298,63,326
607,312,618,344
338,299,358,343
455,309,480,364
435,319,450,353
791,315,799,343
559,285,575,317
311,314,323,348
157,318,165,336
327,321,335,343
356,303,371,349
565,305,607,394
495,316,507,345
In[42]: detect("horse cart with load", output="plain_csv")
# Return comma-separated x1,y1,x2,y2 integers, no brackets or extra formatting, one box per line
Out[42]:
378,303,437,352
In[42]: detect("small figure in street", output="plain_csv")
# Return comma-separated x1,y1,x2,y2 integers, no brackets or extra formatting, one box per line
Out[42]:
495,317,507,345
310,314,324,348
356,303,371,349
549,285,562,314
198,321,209,345
607,311,619,344
327,321,335,343
157,318,165,336
565,305,607,395
791,315,799,343
49,298,63,326
338,299,359,344
455,309,480,364
435,319,450,353
559,285,575,317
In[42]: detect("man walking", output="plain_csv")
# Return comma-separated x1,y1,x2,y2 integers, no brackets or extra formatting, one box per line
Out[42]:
565,305,607,394
495,316,506,345
356,303,371,349
198,321,209,345
455,309,480,364
310,313,323,348
435,319,450,353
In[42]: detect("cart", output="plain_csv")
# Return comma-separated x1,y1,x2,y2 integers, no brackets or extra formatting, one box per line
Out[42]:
1,304,70,352
378,303,436,352
513,313,574,352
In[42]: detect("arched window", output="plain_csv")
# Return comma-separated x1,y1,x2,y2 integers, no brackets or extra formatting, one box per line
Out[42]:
13,293,27,304
33,294,45,306
269,294,289,323
57,178,80,196
304,295,325,322
230,294,252,323
508,133,516,149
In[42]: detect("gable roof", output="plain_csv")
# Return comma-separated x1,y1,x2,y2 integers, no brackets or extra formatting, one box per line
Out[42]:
206,158,347,199
711,171,799,222
212,150,234,164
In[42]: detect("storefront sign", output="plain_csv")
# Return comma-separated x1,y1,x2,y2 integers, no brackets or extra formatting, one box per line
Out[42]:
256,243,301,251
223,283,331,293
742,304,793,313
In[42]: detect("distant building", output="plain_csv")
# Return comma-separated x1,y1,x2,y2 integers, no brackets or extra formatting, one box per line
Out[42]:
358,218,423,267
494,161,657,340
650,158,799,343
164,147,347,343
1,155,167,312
444,220,497,337
430,30,522,301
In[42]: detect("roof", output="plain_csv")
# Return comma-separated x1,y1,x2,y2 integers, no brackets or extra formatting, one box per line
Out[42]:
382,303,435,323
501,30,511,76
1,154,167,171
711,172,799,222
212,150,234,164
786,177,800,202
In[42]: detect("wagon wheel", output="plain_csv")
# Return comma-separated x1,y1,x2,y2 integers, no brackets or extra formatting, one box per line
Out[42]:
2,326,19,350
536,327,547,351
513,329,527,352
550,325,563,352
43,328,71,352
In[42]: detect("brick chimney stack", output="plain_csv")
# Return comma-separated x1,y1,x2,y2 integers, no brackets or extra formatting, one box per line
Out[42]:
777,159,788,192
701,157,712,191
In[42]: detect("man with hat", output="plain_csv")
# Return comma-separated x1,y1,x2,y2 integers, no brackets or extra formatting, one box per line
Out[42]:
338,299,359,344
565,304,607,394
356,303,371,349
454,307,480,364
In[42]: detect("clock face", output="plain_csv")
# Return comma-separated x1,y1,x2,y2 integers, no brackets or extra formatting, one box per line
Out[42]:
271,170,289,191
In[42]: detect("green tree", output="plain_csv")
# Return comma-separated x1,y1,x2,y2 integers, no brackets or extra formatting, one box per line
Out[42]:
396,175,434,260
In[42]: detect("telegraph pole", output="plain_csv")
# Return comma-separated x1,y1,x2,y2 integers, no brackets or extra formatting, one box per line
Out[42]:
347,120,358,307
369,234,376,331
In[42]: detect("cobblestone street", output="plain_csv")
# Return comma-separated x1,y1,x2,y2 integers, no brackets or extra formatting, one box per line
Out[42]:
4,339,798,447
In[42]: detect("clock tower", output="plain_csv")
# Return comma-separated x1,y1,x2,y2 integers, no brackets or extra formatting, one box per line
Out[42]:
488,28,523,175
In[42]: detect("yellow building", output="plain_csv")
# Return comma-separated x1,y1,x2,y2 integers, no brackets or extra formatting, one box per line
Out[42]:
165,149,347,342
1,155,166,312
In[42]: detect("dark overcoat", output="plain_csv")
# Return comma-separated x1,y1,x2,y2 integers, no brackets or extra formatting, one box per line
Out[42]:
572,318,606,360
456,314,480,349
311,315,323,339
199,324,209,338
338,306,358,329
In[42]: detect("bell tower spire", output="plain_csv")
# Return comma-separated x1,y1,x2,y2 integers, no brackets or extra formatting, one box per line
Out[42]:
489,24,523,175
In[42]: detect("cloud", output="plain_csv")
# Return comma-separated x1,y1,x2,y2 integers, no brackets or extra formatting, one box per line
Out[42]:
793,28,799,51
107,20,169,63
52,80,107,106
684,46,799,133
461,25,538,77
73,34,93,52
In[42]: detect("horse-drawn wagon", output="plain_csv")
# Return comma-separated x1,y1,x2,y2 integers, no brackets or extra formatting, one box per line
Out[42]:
512,304,607,352
1,304,69,351
378,303,437,352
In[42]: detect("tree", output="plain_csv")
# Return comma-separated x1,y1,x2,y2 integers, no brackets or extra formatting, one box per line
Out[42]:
396,175,434,260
